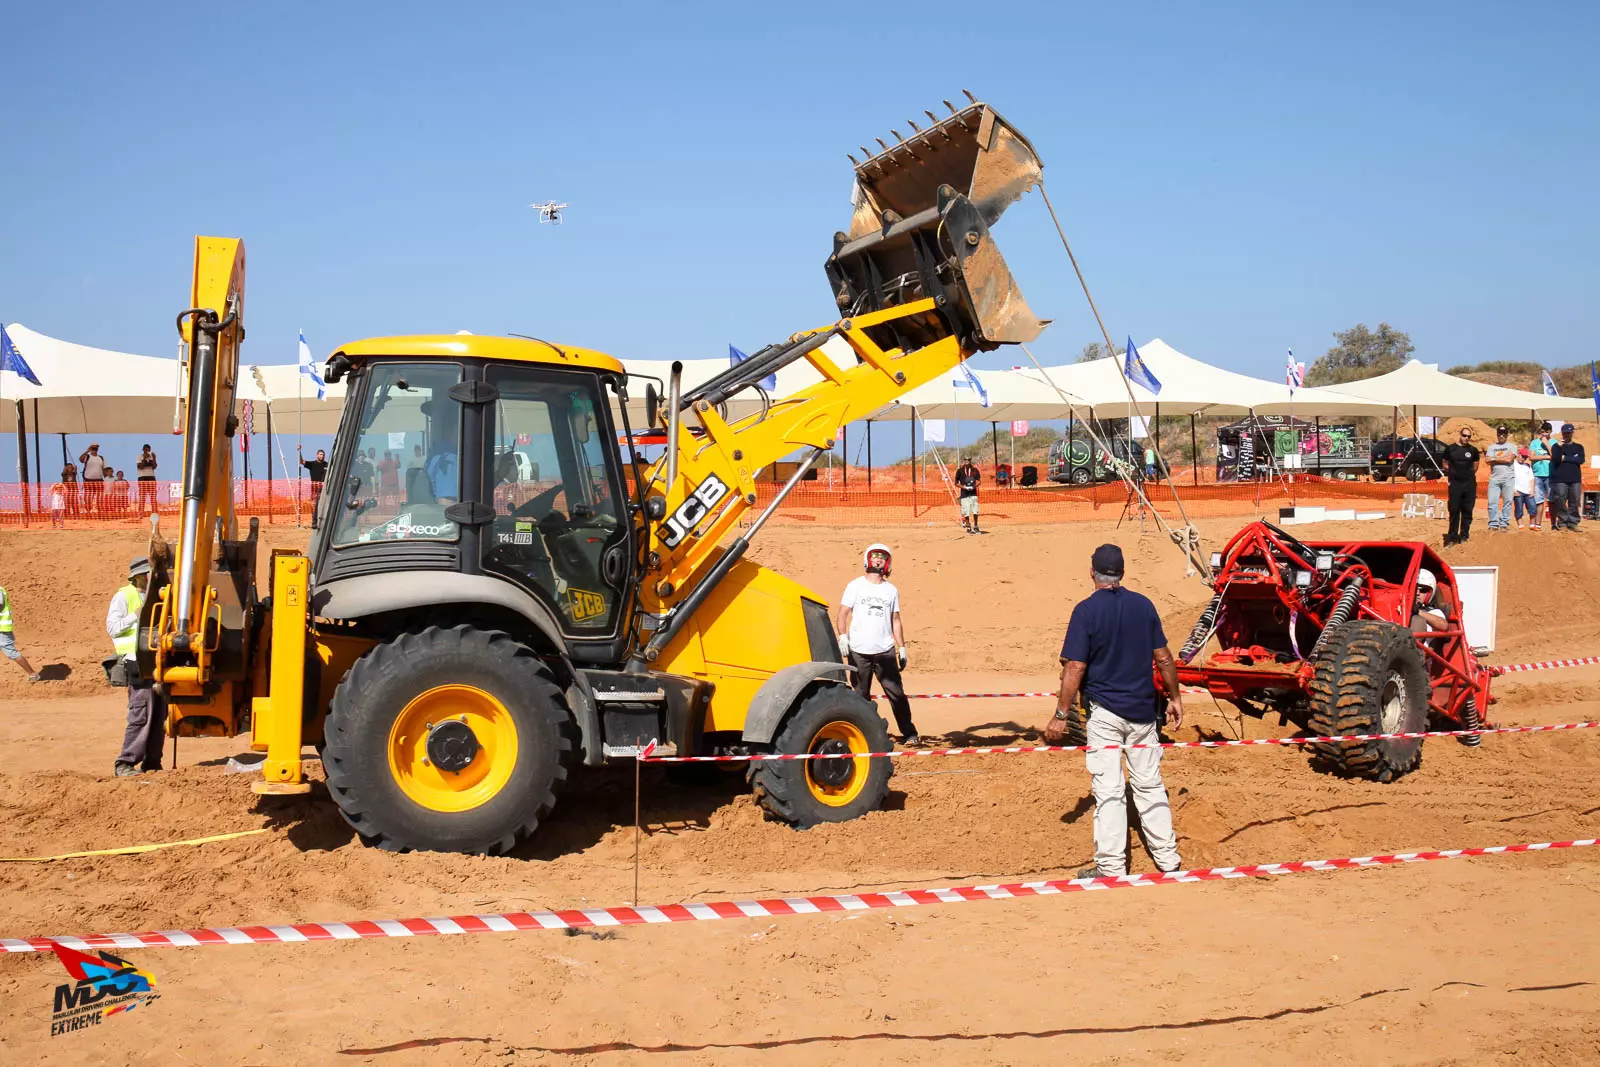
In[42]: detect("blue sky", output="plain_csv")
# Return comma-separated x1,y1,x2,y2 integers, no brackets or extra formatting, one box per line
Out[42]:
2,2,1596,470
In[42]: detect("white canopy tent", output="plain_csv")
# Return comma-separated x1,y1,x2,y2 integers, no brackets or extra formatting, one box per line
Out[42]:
1,323,189,434
1291,360,1595,422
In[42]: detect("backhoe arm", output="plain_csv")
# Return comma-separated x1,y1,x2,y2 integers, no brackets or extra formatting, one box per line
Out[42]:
151,236,249,703
634,100,1047,653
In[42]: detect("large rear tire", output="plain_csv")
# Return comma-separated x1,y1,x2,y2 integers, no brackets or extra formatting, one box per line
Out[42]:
1307,620,1428,782
749,686,893,828
322,626,577,854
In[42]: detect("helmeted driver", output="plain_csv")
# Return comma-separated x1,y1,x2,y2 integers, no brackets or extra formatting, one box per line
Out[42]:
836,543,920,746
1410,567,1447,636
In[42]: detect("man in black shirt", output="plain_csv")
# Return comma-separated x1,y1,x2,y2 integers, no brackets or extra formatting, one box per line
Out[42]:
954,459,982,534
1548,423,1586,531
298,446,329,529
1442,426,1480,546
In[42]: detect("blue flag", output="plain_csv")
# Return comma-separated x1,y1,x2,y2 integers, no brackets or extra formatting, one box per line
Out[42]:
0,325,42,386
951,362,989,407
1124,337,1161,395
729,344,776,391
1591,361,1600,422
1541,369,1558,397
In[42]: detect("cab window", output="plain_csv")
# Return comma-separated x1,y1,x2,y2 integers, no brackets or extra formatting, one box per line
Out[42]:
330,362,463,546
482,368,626,633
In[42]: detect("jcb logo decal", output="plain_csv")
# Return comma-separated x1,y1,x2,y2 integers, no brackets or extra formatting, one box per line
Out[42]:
568,588,607,623
661,475,729,548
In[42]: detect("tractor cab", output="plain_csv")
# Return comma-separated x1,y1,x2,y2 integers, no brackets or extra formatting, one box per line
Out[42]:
309,336,638,662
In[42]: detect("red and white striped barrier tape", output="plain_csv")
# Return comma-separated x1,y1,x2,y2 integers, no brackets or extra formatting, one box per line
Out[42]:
901,654,1600,699
904,691,1055,700
1490,655,1600,676
640,720,1600,763
5,837,1592,955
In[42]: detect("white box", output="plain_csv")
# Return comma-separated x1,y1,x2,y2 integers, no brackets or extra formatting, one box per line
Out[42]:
1324,509,1356,521
1452,565,1499,652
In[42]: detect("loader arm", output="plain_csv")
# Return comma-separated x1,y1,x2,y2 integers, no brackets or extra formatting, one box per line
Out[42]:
633,99,1047,658
148,236,255,712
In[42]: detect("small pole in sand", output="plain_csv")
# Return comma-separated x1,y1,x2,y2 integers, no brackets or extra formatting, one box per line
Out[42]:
632,750,642,905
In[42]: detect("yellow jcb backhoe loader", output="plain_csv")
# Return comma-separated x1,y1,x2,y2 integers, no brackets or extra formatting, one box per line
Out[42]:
140,98,1049,853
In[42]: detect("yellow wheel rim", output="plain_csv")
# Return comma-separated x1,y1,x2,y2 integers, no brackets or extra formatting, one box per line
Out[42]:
804,721,870,808
387,685,519,813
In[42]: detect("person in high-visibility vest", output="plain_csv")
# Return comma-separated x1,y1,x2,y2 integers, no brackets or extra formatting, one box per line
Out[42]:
0,583,43,683
108,557,163,777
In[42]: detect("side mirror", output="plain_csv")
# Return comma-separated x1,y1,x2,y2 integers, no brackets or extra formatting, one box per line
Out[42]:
645,383,660,429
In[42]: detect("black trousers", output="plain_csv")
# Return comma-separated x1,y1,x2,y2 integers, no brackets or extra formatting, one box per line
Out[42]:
1447,479,1476,539
850,650,917,738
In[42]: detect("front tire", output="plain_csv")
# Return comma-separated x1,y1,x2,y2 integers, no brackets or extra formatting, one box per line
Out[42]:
749,686,893,828
322,626,577,854
1307,620,1428,782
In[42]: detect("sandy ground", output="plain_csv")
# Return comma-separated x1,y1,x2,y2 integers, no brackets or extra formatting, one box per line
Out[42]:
1,514,1598,1064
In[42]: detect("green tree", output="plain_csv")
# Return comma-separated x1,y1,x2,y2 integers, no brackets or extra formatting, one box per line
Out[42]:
1304,323,1415,387
1077,341,1119,363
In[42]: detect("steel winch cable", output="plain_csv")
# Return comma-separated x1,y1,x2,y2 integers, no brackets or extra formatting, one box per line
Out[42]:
1032,180,1212,580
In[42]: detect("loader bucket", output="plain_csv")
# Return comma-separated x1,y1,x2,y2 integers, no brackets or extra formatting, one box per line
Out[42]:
826,97,1048,350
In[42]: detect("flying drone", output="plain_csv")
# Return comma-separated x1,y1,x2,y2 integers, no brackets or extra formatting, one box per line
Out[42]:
531,200,569,225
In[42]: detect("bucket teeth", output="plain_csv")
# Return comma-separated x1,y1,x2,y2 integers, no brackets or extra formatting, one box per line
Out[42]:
943,99,956,113
875,136,889,151
961,88,977,104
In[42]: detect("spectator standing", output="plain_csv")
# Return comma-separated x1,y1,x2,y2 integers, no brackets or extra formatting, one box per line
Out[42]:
79,443,109,516
298,446,328,528
109,558,162,777
1443,426,1481,547
1043,544,1184,878
135,444,159,516
1548,423,1586,531
1144,445,1156,481
1529,423,1552,531
49,480,66,528
60,461,79,519
836,543,919,746
1483,424,1516,531
379,450,401,504
0,582,43,682
112,471,131,515
954,458,982,534
1512,448,1536,530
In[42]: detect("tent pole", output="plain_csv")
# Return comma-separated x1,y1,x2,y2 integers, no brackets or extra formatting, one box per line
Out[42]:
991,421,999,473
911,406,918,486
266,407,274,525
841,424,847,488
59,433,67,468
32,400,41,512
1315,416,1322,477
1190,414,1198,486
14,400,30,524
868,420,876,488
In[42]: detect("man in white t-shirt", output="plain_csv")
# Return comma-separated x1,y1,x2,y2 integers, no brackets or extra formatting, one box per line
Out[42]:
836,543,919,745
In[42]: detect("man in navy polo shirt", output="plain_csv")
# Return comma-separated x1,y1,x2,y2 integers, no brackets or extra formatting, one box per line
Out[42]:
1043,543,1184,877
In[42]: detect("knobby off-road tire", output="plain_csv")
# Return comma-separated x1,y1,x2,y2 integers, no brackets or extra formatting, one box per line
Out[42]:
749,685,893,829
323,626,578,854
1307,620,1428,782
1058,703,1089,748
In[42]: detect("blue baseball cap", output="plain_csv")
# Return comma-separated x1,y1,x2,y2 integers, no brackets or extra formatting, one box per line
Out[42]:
1091,543,1125,577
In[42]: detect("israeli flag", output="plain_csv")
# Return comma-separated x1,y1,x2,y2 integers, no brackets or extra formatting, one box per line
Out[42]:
298,330,326,400
1124,337,1162,395
1541,369,1558,397
1286,348,1305,393
951,363,990,407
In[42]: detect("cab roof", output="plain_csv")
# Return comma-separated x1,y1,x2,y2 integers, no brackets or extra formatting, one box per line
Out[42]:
332,334,625,375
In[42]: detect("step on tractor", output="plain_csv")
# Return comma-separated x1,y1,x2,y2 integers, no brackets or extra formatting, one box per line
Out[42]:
1167,520,1493,780
141,98,1050,853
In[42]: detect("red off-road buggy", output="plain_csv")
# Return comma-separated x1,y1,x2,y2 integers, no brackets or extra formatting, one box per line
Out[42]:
1172,520,1493,780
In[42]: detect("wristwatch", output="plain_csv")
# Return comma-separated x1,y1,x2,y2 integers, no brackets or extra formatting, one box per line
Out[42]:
1052,708,1071,722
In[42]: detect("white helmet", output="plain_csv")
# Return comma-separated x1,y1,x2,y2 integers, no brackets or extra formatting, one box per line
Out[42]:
863,543,893,575
1416,567,1436,591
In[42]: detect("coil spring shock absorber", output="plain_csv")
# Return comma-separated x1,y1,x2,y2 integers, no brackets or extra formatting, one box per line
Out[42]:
1308,574,1365,659
1458,693,1483,747
1179,591,1223,664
